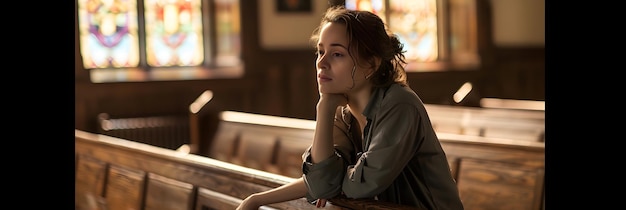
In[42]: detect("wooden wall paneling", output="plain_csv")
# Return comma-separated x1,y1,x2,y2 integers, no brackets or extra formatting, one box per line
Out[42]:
76,95,104,132
75,99,87,132
199,86,256,114
75,78,258,134
287,63,318,120
482,47,545,101
91,85,192,117
254,65,286,117
405,71,482,106
144,173,195,210
104,165,146,210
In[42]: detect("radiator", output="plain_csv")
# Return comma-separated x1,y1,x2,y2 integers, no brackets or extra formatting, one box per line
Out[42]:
97,113,190,150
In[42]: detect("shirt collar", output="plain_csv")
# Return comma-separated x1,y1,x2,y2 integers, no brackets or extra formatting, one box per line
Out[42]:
362,84,394,119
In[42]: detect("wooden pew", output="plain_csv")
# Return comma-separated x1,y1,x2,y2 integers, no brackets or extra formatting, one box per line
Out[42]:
90,90,544,209
189,110,545,210
75,129,416,210
202,111,315,178
423,104,545,142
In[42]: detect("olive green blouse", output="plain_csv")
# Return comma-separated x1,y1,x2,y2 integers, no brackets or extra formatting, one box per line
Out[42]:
302,83,464,210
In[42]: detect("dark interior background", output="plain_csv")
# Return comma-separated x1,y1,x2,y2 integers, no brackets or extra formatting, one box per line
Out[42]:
75,0,545,133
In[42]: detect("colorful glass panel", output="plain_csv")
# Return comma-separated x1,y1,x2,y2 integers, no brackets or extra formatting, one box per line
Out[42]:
78,0,140,69
144,0,204,67
345,0,386,23
215,0,242,66
389,0,438,62
346,0,438,63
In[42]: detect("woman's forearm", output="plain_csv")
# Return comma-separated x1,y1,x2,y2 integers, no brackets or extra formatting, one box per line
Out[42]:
311,104,337,163
251,177,307,205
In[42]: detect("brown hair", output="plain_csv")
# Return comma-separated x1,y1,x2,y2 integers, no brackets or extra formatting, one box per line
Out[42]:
310,6,408,87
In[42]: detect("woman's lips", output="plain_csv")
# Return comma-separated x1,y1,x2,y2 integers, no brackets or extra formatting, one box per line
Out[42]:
318,74,332,82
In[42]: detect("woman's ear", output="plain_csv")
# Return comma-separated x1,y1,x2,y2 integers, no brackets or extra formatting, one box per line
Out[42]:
366,57,382,78
373,57,381,70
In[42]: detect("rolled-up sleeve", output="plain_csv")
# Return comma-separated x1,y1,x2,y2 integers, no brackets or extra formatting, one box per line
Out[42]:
301,147,346,202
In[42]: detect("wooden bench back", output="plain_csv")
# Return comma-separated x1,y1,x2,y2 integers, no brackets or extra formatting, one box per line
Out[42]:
424,104,545,142
75,129,416,210
206,111,315,178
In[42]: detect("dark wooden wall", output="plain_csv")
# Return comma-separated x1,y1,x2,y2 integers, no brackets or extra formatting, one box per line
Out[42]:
75,0,544,133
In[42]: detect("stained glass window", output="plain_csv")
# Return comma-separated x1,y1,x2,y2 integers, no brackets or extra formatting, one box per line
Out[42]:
345,0,479,71
78,0,140,69
144,0,204,67
215,0,241,66
388,0,438,62
345,0,386,23
346,0,438,63
77,0,243,82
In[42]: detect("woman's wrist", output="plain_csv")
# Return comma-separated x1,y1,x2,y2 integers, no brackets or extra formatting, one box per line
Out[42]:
316,104,337,118
249,193,263,205
239,193,262,210
317,99,341,116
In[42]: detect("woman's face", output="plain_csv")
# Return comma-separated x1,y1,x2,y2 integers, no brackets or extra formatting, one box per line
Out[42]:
315,22,370,94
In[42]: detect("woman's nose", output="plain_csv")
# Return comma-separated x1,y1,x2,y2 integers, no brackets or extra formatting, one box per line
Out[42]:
316,54,328,69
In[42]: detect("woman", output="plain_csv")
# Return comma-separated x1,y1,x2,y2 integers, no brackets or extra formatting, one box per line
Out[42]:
237,6,464,210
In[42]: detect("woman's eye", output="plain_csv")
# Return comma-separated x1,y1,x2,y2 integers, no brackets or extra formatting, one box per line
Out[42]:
315,50,343,58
